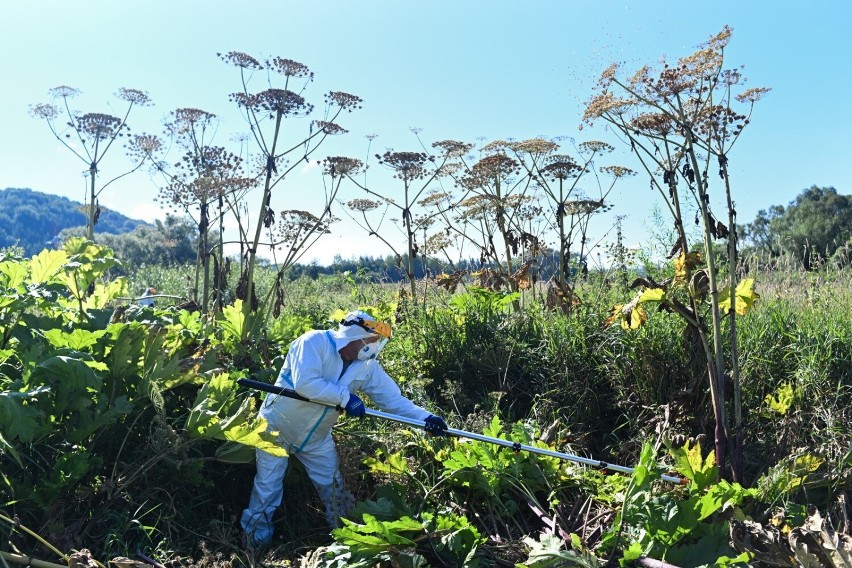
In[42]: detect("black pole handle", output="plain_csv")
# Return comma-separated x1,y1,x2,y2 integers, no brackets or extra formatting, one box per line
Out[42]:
236,378,344,411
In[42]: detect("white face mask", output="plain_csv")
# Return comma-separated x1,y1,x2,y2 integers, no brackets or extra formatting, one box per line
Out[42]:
357,338,388,360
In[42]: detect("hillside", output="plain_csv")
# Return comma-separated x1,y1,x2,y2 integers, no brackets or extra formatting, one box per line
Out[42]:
0,187,149,256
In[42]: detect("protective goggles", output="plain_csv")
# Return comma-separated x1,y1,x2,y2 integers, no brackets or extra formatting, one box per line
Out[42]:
341,316,392,338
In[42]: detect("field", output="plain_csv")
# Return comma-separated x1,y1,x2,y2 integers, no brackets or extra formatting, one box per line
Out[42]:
2,242,851,567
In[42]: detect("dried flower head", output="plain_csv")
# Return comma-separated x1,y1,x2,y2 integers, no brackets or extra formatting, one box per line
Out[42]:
267,57,313,79
347,198,381,212
597,62,621,88
432,139,474,158
467,154,519,183
77,113,125,140
701,25,733,52
231,89,313,116
583,92,634,123
377,151,431,181
322,156,363,177
418,191,452,208
29,103,59,120
313,120,348,135
694,104,748,143
578,141,614,155
631,112,674,136
116,88,153,106
563,199,605,216
49,85,80,99
218,51,264,70
542,157,582,180
481,140,514,154
600,165,636,178
275,210,335,245
325,91,363,112
435,162,462,177
165,108,217,139
513,138,558,154
735,87,771,104
423,232,454,254
126,133,163,161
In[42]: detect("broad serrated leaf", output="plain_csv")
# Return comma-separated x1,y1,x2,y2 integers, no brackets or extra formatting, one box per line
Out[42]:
718,278,760,315
29,249,68,284
0,259,28,290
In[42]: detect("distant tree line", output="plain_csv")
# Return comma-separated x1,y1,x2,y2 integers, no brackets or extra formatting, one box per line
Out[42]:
740,185,852,269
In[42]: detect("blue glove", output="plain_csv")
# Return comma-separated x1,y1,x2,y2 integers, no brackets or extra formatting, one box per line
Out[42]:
424,414,448,436
345,393,366,418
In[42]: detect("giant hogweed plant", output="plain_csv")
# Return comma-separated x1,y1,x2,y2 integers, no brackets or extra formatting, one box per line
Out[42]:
29,86,157,240
585,26,769,481
0,243,282,549
219,52,364,338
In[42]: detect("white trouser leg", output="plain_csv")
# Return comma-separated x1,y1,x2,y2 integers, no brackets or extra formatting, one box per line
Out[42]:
240,449,289,547
298,434,355,528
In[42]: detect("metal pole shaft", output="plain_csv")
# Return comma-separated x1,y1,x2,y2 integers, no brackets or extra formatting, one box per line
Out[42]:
236,378,687,485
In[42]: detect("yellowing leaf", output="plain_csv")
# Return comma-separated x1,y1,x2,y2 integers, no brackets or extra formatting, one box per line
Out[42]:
638,287,666,303
718,278,760,315
764,383,794,415
674,251,702,282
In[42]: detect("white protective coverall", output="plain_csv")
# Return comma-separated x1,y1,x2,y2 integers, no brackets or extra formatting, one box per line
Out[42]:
240,312,432,547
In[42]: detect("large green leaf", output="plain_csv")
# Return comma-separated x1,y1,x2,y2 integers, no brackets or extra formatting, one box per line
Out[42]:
29,355,103,416
185,373,285,457
29,249,68,284
42,328,108,351
0,259,28,290
0,388,46,442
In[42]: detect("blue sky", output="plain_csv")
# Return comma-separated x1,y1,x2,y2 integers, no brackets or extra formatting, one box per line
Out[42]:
2,0,849,265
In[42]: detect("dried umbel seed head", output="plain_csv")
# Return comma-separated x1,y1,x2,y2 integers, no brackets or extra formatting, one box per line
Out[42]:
563,199,605,216
347,198,381,212
166,108,217,138
583,92,634,123
49,85,80,99
313,121,348,135
631,112,674,136
267,57,313,79
218,51,264,70
423,232,453,254
322,156,363,177
735,87,771,104
29,103,59,120
481,140,514,154
325,91,363,112
116,88,153,106
377,151,431,181
542,158,582,180
432,139,474,158
77,113,125,140
468,154,520,181
231,89,314,116
579,141,614,155
126,133,163,160
275,210,336,245
418,191,452,208
600,165,636,178
513,138,558,155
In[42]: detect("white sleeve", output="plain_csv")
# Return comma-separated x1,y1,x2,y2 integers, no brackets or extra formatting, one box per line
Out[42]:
288,334,349,407
361,363,431,421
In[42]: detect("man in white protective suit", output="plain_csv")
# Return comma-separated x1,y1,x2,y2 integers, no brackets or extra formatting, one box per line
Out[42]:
240,310,448,548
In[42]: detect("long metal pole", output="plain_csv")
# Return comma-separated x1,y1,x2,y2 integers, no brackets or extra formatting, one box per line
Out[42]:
236,378,687,485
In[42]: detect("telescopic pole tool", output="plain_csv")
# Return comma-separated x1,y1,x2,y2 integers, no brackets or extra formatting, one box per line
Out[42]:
236,378,688,485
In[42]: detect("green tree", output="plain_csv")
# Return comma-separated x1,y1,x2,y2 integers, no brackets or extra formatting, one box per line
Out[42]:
742,186,852,269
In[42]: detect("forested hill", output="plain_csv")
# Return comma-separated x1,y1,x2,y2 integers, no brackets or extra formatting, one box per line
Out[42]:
0,187,149,256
